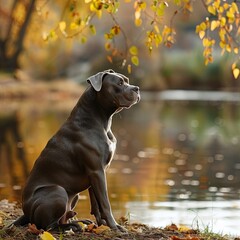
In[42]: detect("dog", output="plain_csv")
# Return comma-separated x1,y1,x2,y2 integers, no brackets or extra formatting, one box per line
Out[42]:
13,69,140,232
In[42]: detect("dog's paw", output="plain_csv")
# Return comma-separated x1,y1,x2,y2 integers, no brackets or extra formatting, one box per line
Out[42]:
115,224,128,233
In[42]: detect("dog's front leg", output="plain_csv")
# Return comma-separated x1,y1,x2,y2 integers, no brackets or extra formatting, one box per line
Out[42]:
88,187,106,226
88,169,118,229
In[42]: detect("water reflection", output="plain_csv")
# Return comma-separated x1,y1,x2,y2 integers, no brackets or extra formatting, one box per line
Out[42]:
0,111,28,200
0,98,240,234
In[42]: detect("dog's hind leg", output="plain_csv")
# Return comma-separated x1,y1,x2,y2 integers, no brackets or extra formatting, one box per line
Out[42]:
27,185,69,230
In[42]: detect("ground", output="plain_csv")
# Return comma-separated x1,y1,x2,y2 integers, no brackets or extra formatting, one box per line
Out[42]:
0,200,239,240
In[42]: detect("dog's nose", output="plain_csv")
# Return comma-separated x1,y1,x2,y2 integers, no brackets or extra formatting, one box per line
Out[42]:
132,86,140,93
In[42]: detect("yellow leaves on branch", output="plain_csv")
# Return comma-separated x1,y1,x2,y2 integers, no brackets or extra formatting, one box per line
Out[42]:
202,37,215,65
196,0,240,78
129,45,139,66
86,0,120,16
134,1,146,27
41,0,239,76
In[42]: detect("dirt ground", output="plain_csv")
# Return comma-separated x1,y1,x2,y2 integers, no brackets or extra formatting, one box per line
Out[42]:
0,200,239,240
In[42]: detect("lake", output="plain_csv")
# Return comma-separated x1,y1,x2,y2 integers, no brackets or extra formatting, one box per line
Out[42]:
0,91,240,236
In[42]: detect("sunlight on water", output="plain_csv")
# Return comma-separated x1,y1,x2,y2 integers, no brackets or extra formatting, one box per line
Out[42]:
126,200,240,235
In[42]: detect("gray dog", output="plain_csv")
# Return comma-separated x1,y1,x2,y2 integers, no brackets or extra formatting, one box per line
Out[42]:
13,69,140,232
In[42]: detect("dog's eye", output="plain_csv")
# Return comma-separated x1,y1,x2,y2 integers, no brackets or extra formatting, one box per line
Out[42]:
118,80,124,86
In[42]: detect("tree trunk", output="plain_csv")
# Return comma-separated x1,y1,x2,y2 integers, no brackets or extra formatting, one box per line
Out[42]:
0,0,36,72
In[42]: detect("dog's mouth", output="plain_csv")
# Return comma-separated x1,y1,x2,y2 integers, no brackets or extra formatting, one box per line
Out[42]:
113,91,140,109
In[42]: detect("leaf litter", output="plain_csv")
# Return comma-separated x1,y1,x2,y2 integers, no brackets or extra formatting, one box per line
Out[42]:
0,200,239,240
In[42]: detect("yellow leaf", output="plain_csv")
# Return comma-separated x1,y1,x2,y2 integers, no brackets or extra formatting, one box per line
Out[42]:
156,2,166,16
90,3,96,11
85,0,92,3
200,22,207,31
135,10,141,19
203,38,210,47
59,21,66,32
219,28,226,41
127,64,132,74
226,44,231,52
40,231,56,240
218,6,224,13
81,36,87,44
70,22,78,30
107,55,113,63
199,31,205,39
208,5,216,15
220,17,226,26
131,56,139,66
49,30,58,41
232,2,239,13
111,25,120,35
233,68,240,79
78,222,87,231
232,63,237,70
178,225,191,232
42,32,48,41
135,18,142,27
129,46,138,55
105,42,111,51
234,47,239,54
210,20,219,31
226,10,234,19
89,24,96,35
96,9,102,18
139,2,146,10
219,41,226,49
154,25,160,33
213,0,220,9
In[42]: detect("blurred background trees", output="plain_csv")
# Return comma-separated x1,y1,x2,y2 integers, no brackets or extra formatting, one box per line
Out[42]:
0,0,239,89
0,1,36,71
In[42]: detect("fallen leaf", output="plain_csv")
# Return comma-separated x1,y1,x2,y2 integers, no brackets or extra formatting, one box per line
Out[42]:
178,225,191,232
129,225,143,233
78,221,87,231
93,225,110,234
165,223,178,231
0,216,3,225
27,223,42,235
0,210,8,217
171,236,181,240
87,223,96,231
39,231,56,240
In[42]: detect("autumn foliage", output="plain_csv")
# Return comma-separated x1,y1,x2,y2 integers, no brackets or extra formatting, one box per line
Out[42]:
39,0,240,78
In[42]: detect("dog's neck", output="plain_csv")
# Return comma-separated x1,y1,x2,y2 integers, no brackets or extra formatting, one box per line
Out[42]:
69,87,118,130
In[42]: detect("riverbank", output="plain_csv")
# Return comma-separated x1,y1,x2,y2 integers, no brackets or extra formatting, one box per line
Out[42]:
0,200,239,240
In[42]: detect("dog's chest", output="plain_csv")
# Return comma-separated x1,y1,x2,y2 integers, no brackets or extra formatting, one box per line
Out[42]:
105,132,116,166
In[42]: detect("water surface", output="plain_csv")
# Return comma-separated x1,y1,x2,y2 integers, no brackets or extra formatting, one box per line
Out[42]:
0,96,240,235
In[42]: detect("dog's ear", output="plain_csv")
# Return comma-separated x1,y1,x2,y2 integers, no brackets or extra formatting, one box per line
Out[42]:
87,72,104,91
105,69,115,73
87,70,115,91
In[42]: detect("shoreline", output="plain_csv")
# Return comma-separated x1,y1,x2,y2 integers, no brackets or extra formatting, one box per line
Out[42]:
0,199,239,240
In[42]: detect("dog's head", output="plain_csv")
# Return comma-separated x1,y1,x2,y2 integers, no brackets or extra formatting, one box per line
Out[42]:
87,69,140,110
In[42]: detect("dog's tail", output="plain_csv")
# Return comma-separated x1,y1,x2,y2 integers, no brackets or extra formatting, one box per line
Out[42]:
5,215,30,229
13,215,29,226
